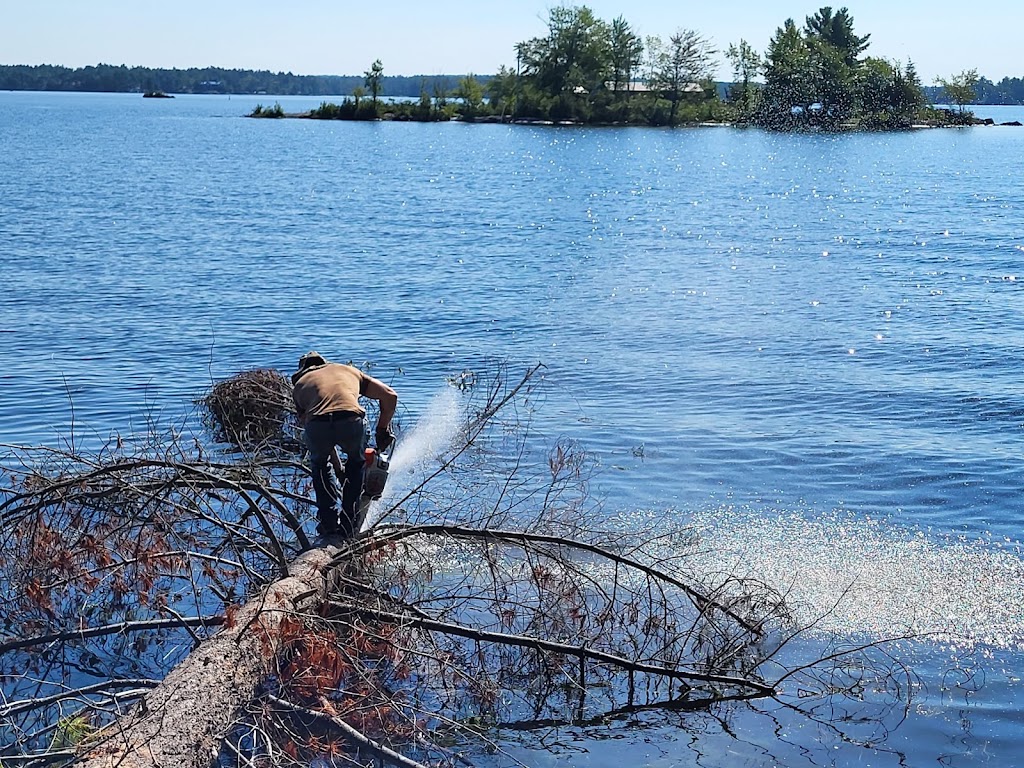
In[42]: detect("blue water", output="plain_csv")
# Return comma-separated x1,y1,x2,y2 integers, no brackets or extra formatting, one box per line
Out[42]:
4,92,1024,765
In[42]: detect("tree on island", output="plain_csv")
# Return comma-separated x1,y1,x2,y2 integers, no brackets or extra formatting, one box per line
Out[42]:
936,68,980,114
608,15,645,94
498,3,933,129
484,65,518,118
645,30,717,126
245,3,984,129
507,6,721,125
453,74,485,118
515,5,613,120
726,39,763,121
755,6,927,130
365,59,385,113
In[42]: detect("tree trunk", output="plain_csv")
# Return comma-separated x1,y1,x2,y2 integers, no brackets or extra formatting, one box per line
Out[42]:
77,543,340,768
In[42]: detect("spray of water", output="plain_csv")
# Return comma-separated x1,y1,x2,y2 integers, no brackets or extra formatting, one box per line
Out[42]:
679,507,1024,650
360,388,464,532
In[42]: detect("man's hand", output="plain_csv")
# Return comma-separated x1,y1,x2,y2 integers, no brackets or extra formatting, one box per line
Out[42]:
375,426,395,452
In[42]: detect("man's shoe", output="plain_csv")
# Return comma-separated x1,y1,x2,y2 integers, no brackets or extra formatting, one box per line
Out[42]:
317,511,342,537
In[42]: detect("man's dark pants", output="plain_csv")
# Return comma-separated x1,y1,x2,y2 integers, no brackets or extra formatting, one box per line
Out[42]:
304,414,368,535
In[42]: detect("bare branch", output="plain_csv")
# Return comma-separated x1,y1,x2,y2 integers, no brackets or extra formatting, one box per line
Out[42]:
332,601,776,696
349,524,762,634
0,679,158,718
0,616,226,655
266,695,431,768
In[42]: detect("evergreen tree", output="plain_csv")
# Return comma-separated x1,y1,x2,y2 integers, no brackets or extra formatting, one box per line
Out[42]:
364,59,384,112
760,19,813,126
608,16,644,93
758,7,872,129
804,7,870,67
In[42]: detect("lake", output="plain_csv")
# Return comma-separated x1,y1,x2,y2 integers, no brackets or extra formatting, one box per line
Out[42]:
3,91,1024,766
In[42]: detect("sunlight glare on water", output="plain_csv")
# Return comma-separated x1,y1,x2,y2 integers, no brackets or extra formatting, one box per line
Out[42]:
683,507,1024,651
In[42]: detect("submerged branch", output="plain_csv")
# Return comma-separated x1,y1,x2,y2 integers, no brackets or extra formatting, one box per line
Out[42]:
332,601,776,696
0,616,226,655
266,695,431,768
0,679,159,718
350,523,763,634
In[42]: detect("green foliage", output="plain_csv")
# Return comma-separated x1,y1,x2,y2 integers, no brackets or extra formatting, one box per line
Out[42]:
249,101,285,118
415,78,434,119
432,76,451,112
507,5,722,126
804,6,870,66
757,7,874,130
646,30,717,125
485,66,518,117
365,59,385,108
0,63,489,99
309,100,355,119
776,6,867,126
517,6,613,98
608,16,644,92
726,39,763,119
971,75,1024,105
50,715,94,749
308,97,455,123
917,105,975,126
752,7,938,131
454,74,485,118
896,61,926,114
936,68,980,112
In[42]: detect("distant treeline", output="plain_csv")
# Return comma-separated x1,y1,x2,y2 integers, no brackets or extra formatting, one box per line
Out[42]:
937,76,1024,105
920,80,1024,105
7,63,1024,106
0,64,484,98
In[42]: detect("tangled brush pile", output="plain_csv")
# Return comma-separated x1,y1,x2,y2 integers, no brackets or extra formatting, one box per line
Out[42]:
202,368,297,452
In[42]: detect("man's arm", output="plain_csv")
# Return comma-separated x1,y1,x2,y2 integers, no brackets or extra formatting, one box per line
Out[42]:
363,375,398,446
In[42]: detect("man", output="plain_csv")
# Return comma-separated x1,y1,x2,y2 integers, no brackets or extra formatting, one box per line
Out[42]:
291,352,398,537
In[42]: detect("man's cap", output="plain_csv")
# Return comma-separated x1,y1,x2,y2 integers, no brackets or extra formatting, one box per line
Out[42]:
297,351,328,369
292,351,329,384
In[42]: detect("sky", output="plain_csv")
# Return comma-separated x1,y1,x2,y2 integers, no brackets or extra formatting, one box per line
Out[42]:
3,0,1021,82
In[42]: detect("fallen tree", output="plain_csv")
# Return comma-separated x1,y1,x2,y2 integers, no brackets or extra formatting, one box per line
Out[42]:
0,364,913,767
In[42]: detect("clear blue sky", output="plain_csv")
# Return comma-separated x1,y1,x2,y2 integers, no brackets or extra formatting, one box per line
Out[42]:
3,0,1019,81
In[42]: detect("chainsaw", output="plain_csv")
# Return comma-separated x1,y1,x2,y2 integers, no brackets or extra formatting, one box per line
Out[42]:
355,435,393,529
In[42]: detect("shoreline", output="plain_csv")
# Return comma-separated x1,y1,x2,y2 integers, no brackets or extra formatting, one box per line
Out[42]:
257,109,1024,131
